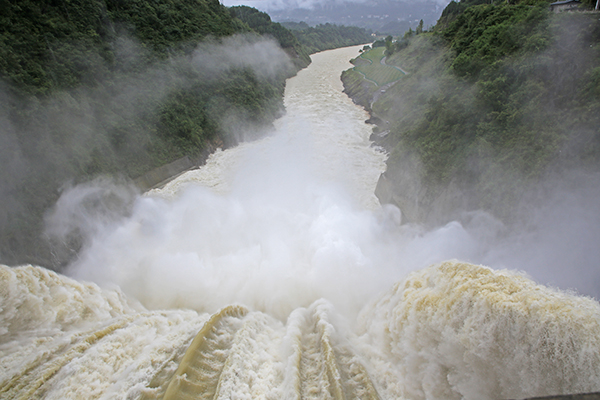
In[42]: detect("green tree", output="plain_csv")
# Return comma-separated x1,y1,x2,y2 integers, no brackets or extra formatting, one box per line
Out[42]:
385,35,394,55
416,19,424,35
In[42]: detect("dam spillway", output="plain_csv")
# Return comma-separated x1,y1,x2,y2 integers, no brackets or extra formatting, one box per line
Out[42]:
3,261,600,399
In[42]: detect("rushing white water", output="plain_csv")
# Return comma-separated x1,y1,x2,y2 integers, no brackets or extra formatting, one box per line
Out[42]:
2,45,600,400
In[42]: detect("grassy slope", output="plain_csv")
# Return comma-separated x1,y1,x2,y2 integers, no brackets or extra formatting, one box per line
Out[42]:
353,47,406,86
341,46,409,111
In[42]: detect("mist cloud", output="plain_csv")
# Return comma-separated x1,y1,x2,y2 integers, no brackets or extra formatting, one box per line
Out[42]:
50,127,600,324
480,170,600,297
192,35,294,79
0,33,292,266
53,132,487,321
41,38,600,329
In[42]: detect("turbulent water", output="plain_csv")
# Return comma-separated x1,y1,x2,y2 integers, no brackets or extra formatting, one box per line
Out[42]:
2,45,600,400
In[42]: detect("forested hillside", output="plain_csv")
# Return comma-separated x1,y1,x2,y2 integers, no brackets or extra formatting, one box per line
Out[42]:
343,0,600,226
281,22,373,54
0,0,309,268
229,6,311,64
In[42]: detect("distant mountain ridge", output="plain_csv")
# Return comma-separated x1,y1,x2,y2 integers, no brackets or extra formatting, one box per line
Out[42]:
266,0,446,35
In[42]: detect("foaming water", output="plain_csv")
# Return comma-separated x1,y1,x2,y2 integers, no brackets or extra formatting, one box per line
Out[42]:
62,46,400,319
358,262,600,399
62,47,490,320
3,46,600,399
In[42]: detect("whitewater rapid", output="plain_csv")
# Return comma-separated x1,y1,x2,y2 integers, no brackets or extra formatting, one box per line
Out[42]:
2,45,600,400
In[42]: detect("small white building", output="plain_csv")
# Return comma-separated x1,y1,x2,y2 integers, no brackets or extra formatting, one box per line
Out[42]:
549,0,581,12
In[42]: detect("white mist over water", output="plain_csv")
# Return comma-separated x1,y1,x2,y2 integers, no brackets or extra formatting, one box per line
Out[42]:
3,45,600,400
59,46,484,320
60,47,397,319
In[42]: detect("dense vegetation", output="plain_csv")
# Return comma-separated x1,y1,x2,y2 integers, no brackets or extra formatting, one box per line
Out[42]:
0,0,311,268
229,6,311,67
280,22,373,54
352,47,406,86
342,0,600,225
0,0,241,93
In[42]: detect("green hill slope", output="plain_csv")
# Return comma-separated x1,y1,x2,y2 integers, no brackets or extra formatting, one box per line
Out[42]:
0,0,302,268
343,0,600,225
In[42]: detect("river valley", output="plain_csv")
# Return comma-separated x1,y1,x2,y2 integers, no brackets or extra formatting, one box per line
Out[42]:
2,45,600,400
